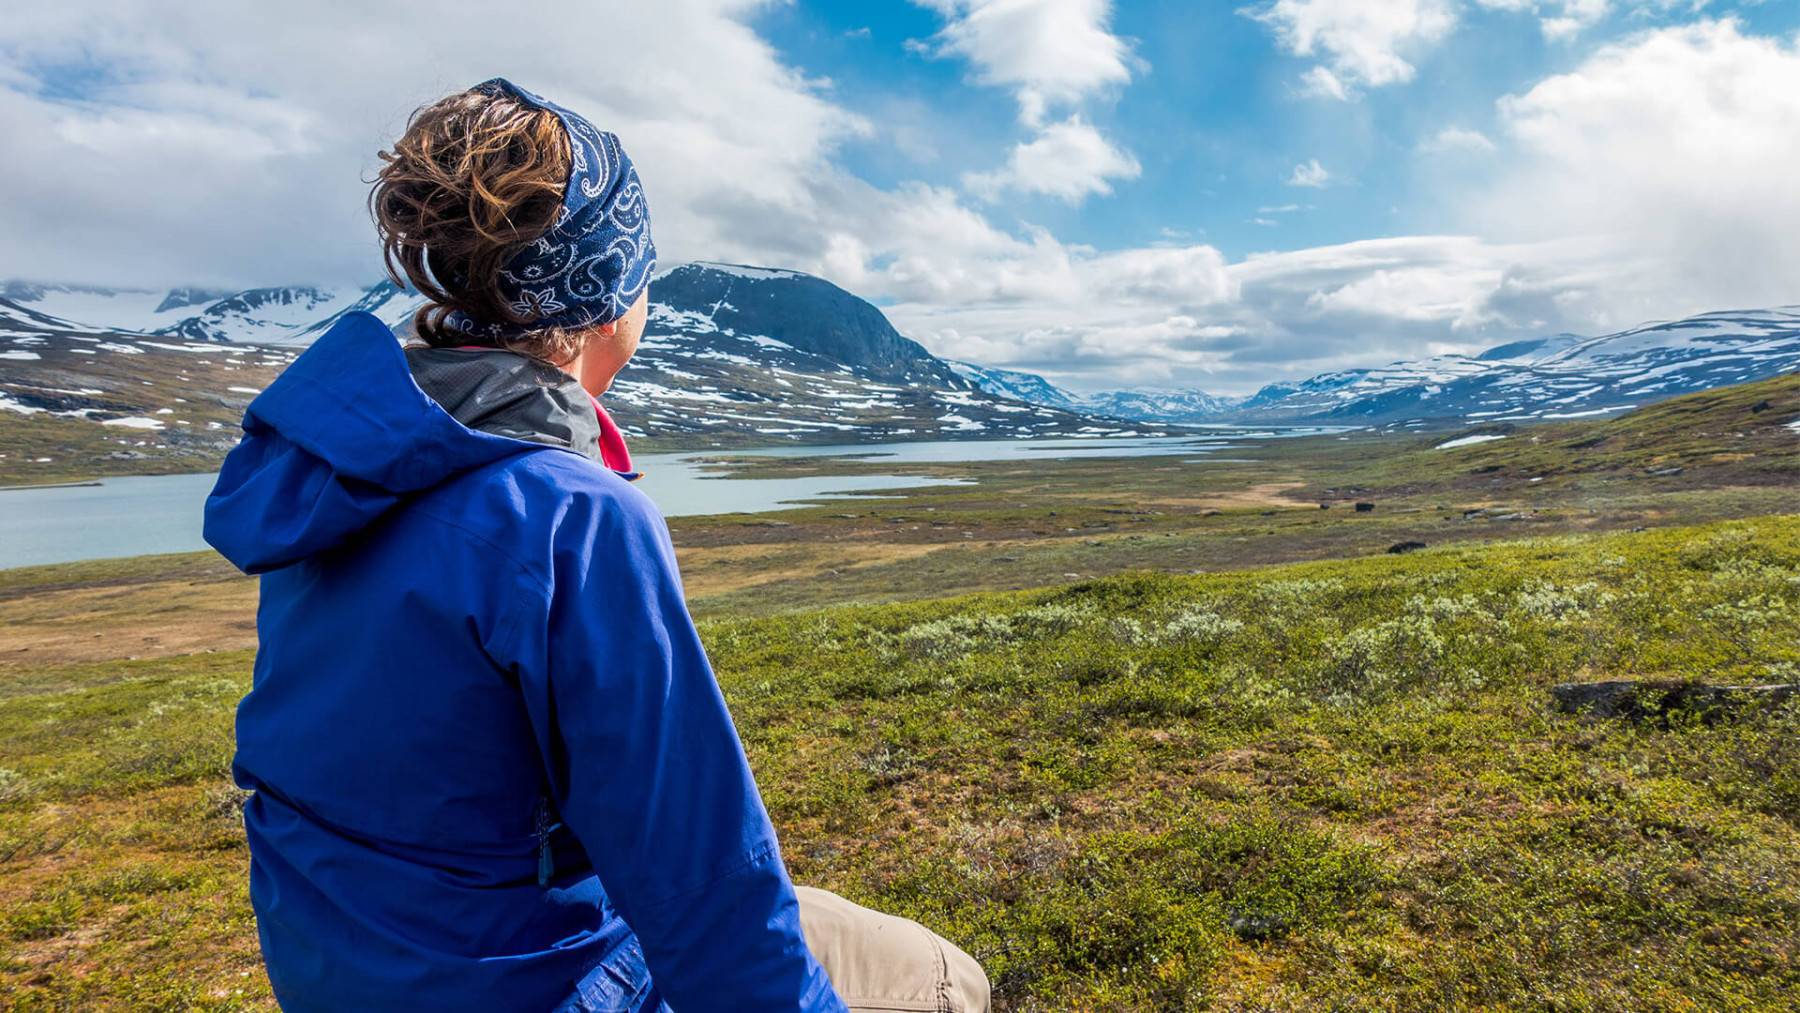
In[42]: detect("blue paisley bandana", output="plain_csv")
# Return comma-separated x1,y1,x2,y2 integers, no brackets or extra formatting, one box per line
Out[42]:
441,78,656,338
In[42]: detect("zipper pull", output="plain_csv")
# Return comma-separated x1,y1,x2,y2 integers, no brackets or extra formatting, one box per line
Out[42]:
535,793,553,888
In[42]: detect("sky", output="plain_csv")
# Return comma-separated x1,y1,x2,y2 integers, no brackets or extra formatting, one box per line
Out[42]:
3,1,1799,395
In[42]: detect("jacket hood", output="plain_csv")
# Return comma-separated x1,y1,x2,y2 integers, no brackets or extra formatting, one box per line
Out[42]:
203,312,548,573
405,346,608,463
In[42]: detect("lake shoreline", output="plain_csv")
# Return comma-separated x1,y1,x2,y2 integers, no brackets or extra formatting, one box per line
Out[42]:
3,433,1330,571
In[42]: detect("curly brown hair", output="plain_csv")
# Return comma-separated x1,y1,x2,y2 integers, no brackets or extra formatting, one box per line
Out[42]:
370,86,589,365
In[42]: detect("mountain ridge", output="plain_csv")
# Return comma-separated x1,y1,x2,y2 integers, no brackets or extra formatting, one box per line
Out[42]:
0,265,1178,482
951,308,1800,429
8,267,1799,437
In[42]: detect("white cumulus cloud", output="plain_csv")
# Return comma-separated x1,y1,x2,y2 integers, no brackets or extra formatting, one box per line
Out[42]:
0,0,870,288
915,0,1144,208
1474,0,1613,40
963,117,1141,203
1420,126,1497,153
910,0,1139,126
1246,0,1458,93
1476,18,1800,319
1287,159,1334,187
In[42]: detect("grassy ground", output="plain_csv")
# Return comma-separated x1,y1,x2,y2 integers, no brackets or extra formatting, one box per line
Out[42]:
3,518,1798,1010
2,375,1798,1010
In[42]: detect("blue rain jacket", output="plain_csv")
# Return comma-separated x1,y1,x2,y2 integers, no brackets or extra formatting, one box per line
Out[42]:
204,312,846,1013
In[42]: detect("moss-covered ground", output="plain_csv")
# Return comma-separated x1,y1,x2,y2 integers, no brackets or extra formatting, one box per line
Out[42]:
2,375,1798,1010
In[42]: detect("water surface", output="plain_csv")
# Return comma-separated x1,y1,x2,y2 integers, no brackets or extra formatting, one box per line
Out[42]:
0,431,1337,570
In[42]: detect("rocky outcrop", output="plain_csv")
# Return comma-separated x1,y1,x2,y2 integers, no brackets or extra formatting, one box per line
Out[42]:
1552,679,1797,723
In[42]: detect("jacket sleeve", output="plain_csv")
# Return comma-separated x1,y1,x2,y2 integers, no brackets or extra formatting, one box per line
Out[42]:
509,477,847,1013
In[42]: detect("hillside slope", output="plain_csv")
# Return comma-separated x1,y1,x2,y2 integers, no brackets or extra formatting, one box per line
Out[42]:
1273,370,1800,508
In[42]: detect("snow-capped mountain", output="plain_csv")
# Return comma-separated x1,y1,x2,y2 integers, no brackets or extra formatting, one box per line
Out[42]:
948,361,1239,423
609,263,1141,444
951,308,1800,429
946,361,1086,412
1077,389,1241,423
14,260,1796,464
0,264,1174,476
0,280,414,345
1220,308,1800,428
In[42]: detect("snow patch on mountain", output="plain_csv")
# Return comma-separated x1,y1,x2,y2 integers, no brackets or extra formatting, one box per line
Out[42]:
1436,434,1506,450
1,284,177,333
946,361,1084,411
679,262,807,282
0,279,418,345
949,360,1239,424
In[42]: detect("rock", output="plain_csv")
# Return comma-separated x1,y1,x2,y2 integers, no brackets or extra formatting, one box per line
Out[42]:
1552,679,1796,723
743,520,791,527
1387,541,1427,554
1227,909,1288,942
1354,502,1375,513
828,513,860,519
993,556,1018,562
1647,467,1685,477
1260,510,1278,516
1201,509,1222,517
1751,399,1771,413
1319,503,1331,510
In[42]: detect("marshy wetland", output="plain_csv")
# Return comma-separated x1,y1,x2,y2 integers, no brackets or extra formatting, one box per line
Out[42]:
2,373,1798,1011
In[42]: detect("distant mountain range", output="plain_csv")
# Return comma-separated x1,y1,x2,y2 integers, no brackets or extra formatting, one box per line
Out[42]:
5,265,1798,463
0,280,416,345
0,265,1177,469
945,361,1238,423
954,310,1800,430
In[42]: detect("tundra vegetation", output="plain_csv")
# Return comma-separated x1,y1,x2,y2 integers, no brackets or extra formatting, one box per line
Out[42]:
1,373,1798,1011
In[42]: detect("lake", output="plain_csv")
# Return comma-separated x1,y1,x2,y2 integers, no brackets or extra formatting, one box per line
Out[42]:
0,432,1342,570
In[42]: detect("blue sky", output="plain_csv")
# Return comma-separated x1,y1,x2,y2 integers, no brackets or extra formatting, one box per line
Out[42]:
756,0,1798,260
3,1,1800,394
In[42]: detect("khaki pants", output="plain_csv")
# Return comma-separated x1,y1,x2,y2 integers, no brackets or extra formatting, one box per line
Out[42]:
797,887,991,1013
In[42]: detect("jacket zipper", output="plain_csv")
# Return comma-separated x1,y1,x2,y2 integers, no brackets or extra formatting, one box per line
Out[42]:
534,791,555,888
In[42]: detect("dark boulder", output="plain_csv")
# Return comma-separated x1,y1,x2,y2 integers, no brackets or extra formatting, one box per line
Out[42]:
1387,541,1427,554
1354,502,1375,513
1552,679,1796,724
1227,909,1288,942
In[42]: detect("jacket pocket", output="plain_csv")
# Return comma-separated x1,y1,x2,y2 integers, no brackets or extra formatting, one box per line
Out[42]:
559,936,654,1013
